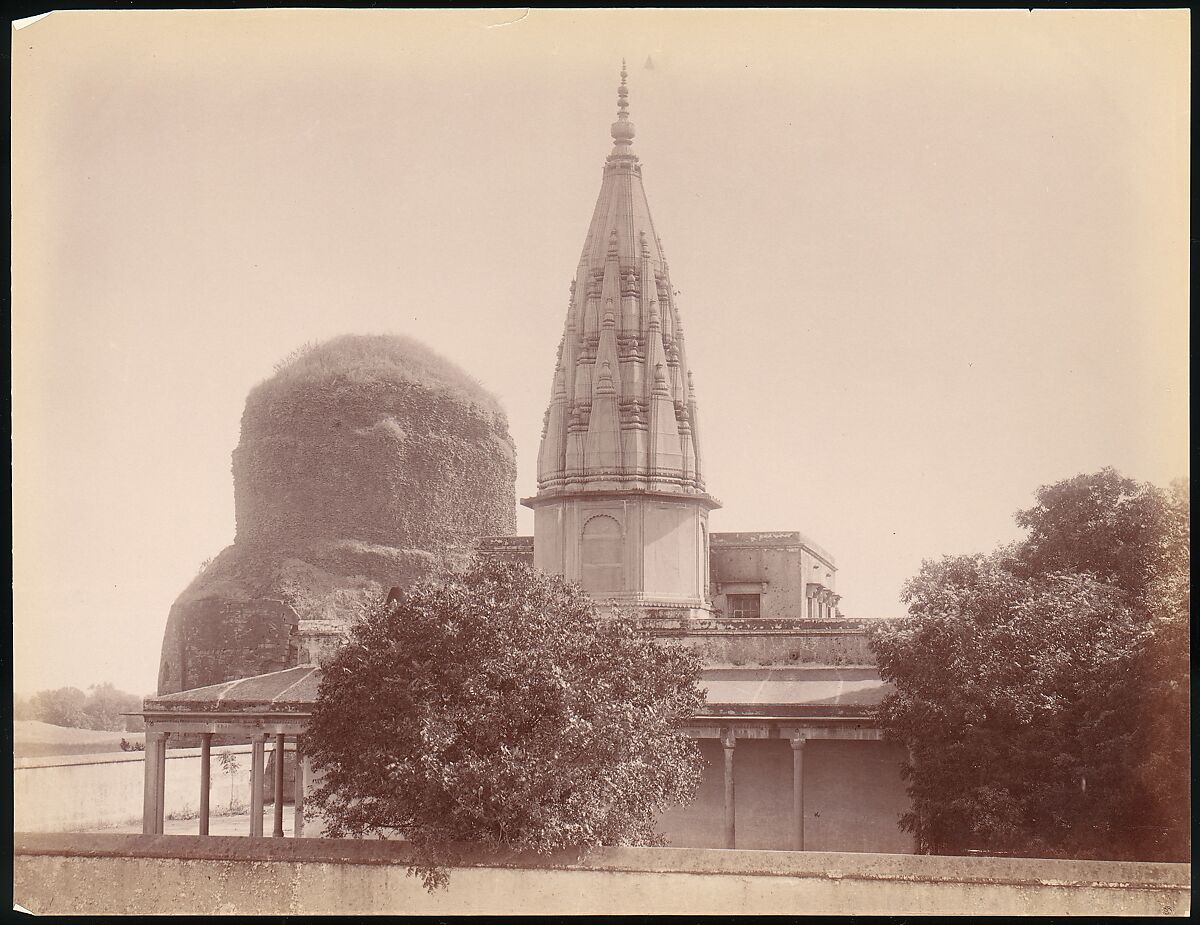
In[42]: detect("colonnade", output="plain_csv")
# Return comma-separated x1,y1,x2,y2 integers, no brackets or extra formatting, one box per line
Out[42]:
141,730,310,838
718,728,807,850
139,719,874,848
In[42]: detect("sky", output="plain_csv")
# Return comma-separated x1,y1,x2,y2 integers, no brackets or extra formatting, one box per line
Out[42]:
12,9,1190,696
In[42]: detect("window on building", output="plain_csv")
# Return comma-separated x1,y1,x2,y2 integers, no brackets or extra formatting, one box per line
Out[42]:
581,515,623,593
727,593,761,619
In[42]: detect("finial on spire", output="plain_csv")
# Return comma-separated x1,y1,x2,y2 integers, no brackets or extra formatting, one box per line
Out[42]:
611,61,635,147
653,362,670,395
597,361,617,396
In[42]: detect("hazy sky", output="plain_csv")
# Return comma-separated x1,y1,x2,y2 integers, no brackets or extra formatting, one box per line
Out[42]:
12,9,1189,695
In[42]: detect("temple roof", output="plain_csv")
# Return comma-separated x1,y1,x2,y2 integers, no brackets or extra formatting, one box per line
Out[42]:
531,65,712,503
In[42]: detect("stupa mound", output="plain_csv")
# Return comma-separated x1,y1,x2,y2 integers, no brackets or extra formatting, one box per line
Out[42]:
157,334,517,695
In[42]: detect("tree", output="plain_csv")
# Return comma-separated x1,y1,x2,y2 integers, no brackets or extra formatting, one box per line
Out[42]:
1123,478,1190,859
13,695,36,721
871,552,1146,857
1013,467,1168,597
24,684,146,731
304,559,705,890
219,752,243,812
871,470,1189,862
30,687,89,728
82,683,144,731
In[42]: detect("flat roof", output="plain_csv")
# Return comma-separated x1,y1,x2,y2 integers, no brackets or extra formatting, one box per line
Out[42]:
709,531,836,567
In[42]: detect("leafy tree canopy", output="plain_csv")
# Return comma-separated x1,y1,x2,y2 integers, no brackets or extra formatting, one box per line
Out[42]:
20,684,146,731
1013,467,1170,597
304,559,706,889
257,333,502,415
29,687,89,728
871,470,1189,862
83,683,146,732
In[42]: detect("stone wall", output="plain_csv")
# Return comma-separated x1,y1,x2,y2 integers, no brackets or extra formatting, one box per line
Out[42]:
14,745,266,833
173,599,300,692
657,738,912,853
473,535,535,565
13,835,1190,916
665,625,876,666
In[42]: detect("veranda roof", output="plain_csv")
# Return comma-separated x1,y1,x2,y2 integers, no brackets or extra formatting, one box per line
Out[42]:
143,665,321,716
142,664,888,721
700,666,892,718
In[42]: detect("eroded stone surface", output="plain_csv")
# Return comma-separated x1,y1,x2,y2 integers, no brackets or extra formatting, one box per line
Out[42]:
157,335,517,695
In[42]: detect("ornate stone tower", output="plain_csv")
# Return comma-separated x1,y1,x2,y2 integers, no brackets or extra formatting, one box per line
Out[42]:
522,65,720,619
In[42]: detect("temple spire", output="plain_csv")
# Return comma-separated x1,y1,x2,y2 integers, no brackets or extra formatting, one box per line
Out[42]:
524,70,718,619
610,60,635,149
535,68,710,496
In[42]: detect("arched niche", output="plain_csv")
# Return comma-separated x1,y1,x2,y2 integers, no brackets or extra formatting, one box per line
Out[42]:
580,514,623,593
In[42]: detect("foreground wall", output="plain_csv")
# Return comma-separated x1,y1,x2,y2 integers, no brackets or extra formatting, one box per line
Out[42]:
13,835,1190,916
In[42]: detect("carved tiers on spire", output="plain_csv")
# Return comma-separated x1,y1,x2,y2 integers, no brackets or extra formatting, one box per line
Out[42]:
527,70,717,620
534,68,710,499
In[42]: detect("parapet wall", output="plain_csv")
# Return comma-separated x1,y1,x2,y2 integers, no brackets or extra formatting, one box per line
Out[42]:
13,834,1190,916
663,624,876,666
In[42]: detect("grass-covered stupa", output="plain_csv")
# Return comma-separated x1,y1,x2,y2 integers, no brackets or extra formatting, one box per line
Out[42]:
157,334,518,695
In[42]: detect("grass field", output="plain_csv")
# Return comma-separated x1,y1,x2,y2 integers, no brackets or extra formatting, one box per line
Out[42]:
13,721,146,759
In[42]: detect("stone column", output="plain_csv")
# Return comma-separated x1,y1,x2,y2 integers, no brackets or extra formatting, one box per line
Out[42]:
154,732,169,834
906,743,920,853
142,731,162,835
249,735,266,837
272,734,286,838
293,748,308,838
721,728,736,849
791,734,807,851
199,733,213,836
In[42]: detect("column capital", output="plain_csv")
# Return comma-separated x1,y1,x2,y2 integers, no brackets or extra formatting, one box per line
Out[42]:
790,733,808,750
720,728,736,749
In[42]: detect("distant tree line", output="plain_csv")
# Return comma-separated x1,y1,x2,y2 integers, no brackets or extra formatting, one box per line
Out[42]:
13,683,146,732
870,468,1189,863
